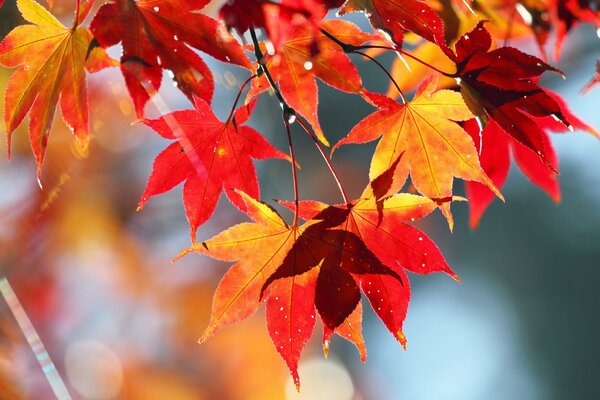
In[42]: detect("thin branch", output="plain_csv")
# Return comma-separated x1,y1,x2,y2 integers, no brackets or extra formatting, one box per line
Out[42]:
249,28,290,109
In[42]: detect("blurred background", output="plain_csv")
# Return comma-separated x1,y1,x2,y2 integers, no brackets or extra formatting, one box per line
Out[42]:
1,0,599,399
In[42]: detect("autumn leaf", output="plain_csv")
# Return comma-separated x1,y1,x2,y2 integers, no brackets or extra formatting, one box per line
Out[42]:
278,169,460,348
137,98,289,241
90,0,251,118
333,75,501,227
465,89,599,228
453,22,571,168
248,20,377,146
177,191,297,343
0,0,114,177
340,0,454,58
261,210,404,330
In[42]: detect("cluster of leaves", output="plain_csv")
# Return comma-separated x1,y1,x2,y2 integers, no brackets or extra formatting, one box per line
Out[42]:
1,0,599,387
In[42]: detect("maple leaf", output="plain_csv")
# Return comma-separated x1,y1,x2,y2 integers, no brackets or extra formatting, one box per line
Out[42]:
333,75,501,227
247,20,377,146
453,22,571,168
90,0,251,118
340,0,454,58
178,191,383,387
174,191,310,387
465,89,599,228
0,0,115,177
277,167,460,348
137,97,289,241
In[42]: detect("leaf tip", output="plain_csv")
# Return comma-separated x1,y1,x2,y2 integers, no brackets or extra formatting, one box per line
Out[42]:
171,246,198,263
450,271,462,284
396,331,407,350
293,374,301,393
323,339,330,359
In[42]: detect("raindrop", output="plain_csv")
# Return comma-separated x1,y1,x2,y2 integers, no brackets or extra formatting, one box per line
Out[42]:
153,6,159,11
303,61,313,71
173,35,179,41
280,306,284,311
418,237,423,241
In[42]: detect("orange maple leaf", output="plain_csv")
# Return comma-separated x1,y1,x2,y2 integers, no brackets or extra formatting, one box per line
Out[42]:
334,75,503,227
0,0,115,177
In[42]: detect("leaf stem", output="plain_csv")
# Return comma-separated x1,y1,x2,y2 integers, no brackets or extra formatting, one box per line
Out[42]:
225,73,257,125
356,45,456,77
296,118,349,205
72,0,81,30
354,50,407,104
284,116,300,226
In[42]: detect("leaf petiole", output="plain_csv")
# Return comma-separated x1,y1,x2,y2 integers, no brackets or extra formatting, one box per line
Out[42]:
225,73,258,127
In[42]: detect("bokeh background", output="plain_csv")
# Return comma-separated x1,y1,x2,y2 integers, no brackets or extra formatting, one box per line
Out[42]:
1,1,600,399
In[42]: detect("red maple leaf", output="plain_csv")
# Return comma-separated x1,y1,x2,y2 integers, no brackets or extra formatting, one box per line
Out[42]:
90,0,251,117
137,97,289,241
464,89,599,227
276,165,459,348
454,22,571,169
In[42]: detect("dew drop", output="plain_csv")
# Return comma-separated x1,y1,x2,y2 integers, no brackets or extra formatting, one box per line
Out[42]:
418,237,423,241
280,306,284,311
153,6,159,11
303,61,313,71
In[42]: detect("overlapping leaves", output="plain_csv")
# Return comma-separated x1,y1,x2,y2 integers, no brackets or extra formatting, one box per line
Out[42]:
182,167,458,386
90,0,251,117
1,0,599,390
